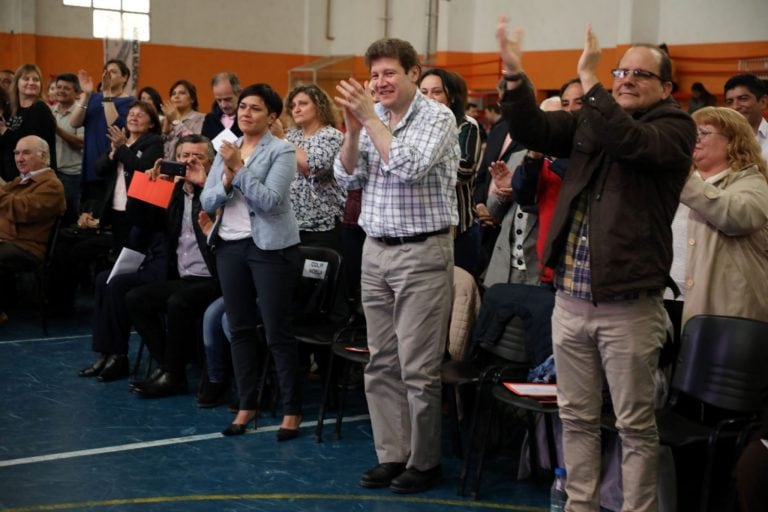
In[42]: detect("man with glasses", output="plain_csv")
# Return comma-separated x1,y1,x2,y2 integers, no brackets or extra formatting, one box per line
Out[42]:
724,73,768,161
496,18,696,512
0,135,66,324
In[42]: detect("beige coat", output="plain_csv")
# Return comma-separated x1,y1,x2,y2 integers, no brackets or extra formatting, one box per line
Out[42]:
680,164,768,327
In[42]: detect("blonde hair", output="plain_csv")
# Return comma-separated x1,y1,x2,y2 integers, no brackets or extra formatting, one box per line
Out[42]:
692,106,768,179
10,64,43,116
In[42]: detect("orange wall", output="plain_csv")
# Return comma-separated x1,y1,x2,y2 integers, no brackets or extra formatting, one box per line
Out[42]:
3,32,766,110
1,33,318,109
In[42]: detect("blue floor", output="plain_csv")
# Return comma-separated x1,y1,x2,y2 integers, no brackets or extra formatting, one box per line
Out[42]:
0,301,550,512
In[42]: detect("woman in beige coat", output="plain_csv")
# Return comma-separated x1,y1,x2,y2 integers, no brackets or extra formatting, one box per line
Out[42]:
680,106,768,327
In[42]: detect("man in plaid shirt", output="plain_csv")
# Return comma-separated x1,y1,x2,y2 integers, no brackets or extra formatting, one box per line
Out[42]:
334,38,459,494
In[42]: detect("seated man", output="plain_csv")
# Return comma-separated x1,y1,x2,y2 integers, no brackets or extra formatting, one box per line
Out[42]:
0,135,66,322
126,134,220,398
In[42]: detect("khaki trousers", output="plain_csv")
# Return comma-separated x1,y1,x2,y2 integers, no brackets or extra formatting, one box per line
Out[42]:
552,291,665,512
361,234,453,470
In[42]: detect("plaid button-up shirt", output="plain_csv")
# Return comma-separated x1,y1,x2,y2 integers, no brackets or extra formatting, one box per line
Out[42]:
334,92,459,238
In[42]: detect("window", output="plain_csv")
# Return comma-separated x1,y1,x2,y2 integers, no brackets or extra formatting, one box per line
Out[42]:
63,0,150,41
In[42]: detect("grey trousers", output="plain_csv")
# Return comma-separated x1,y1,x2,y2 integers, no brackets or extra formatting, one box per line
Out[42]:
361,233,453,470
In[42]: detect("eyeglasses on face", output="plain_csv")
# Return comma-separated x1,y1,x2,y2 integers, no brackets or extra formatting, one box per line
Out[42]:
611,68,665,82
696,128,723,140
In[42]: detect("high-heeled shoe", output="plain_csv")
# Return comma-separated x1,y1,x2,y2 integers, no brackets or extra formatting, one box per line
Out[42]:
221,411,258,436
78,353,108,377
276,416,302,442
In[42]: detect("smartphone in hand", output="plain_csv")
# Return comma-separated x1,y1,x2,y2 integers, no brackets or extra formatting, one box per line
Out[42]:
159,160,186,177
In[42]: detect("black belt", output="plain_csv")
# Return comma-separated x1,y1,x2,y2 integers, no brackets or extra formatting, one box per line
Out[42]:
372,228,450,246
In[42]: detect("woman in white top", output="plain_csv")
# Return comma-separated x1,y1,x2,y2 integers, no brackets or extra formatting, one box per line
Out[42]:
201,83,303,441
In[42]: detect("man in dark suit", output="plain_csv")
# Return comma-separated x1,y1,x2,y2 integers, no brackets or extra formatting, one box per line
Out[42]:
201,72,242,145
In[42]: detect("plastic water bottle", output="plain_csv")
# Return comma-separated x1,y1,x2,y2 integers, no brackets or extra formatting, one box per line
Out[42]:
550,466,567,512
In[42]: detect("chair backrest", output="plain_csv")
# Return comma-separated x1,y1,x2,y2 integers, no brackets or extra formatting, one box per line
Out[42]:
673,314,768,413
43,216,63,269
479,316,528,364
293,245,342,325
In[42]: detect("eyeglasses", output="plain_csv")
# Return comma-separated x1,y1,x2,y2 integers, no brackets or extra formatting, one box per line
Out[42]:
696,128,723,140
611,68,665,82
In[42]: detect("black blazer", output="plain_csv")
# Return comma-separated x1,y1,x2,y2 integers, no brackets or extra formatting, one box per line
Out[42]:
92,132,164,219
201,102,242,144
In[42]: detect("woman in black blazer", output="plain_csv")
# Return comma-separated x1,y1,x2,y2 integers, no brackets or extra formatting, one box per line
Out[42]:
92,100,164,250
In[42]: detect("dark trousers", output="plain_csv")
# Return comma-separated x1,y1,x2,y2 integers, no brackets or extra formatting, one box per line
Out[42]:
0,242,41,309
340,224,366,309
216,239,301,415
454,222,481,276
91,268,158,355
125,276,220,376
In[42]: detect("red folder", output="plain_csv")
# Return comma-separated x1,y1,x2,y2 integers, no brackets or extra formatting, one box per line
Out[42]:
126,171,175,209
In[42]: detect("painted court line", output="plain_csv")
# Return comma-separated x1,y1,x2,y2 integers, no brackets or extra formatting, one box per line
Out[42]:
0,334,90,345
0,414,371,468
2,493,548,512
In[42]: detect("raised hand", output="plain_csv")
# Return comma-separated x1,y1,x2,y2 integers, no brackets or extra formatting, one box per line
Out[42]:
146,158,163,181
101,68,114,94
106,125,127,150
184,158,207,187
577,23,601,90
270,117,285,139
219,141,242,172
197,210,214,237
335,78,374,134
496,16,524,74
490,160,513,190
162,100,179,123
77,69,94,95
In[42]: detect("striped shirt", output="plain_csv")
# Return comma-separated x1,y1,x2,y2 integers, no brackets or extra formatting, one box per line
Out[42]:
334,92,459,238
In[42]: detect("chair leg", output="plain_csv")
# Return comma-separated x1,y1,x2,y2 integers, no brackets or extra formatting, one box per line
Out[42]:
36,271,48,336
132,341,146,379
459,379,487,497
315,345,337,443
545,413,559,471
471,397,496,499
526,411,541,480
335,358,352,440
448,383,463,458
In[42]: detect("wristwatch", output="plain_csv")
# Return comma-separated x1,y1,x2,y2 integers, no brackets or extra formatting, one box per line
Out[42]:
503,71,525,83
102,96,114,103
